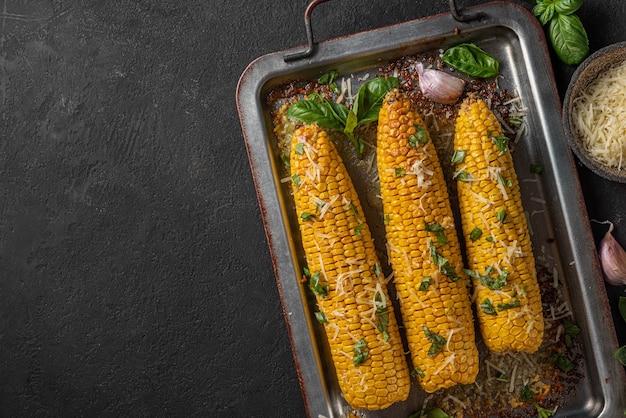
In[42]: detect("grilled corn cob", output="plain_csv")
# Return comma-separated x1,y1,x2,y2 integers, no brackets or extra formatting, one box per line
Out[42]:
453,95,544,353
377,89,479,393
290,123,411,410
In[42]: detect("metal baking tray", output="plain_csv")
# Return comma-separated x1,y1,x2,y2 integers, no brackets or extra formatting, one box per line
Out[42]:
236,1,626,416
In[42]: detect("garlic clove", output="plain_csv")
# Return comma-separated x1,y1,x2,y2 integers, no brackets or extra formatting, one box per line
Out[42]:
599,221,626,286
415,62,465,105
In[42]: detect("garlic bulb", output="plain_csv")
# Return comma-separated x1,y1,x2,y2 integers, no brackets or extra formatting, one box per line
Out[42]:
598,221,626,286
415,62,465,104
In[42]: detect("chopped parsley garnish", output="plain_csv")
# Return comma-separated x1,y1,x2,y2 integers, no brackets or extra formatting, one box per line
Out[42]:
429,241,459,281
295,143,305,155
315,311,327,324
318,70,340,93
498,300,521,310
384,214,390,225
410,366,425,379
552,352,574,372
491,134,510,154
496,209,507,223
486,236,495,243
564,319,581,348
353,339,369,366
354,223,365,236
498,173,512,187
292,173,301,186
301,212,316,221
530,164,544,174
395,167,406,178
419,276,432,291
307,270,329,297
521,385,534,402
408,125,430,147
450,149,467,165
281,152,290,167
464,266,508,290
469,226,482,242
372,263,382,278
454,170,471,182
534,403,554,418
349,202,361,219
480,298,497,315
375,291,390,341
423,326,447,357
424,221,447,246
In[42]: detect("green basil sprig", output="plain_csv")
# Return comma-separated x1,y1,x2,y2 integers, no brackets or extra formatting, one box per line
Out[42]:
287,76,399,157
532,0,589,66
441,43,500,78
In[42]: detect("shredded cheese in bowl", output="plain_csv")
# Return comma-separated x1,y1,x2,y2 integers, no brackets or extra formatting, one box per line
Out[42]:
571,59,626,170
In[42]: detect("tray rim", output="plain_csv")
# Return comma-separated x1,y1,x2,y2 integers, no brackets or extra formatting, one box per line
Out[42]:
236,2,626,416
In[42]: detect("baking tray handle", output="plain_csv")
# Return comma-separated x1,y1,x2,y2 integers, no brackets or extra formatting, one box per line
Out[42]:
284,0,486,62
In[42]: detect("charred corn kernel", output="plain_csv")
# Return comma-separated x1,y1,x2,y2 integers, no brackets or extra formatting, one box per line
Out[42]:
377,89,479,393
290,123,410,410
453,96,544,353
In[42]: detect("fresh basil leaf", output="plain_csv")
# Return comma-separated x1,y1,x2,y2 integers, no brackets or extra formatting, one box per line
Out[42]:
287,99,346,131
353,77,399,125
409,407,452,418
616,345,626,366
619,296,626,323
344,110,358,134
554,0,583,15
441,43,500,78
327,99,350,125
549,13,589,66
532,1,555,26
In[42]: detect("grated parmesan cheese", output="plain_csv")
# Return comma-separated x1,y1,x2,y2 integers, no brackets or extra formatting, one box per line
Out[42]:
572,59,626,169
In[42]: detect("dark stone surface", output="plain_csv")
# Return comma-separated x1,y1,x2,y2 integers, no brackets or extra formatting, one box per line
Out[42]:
0,0,623,416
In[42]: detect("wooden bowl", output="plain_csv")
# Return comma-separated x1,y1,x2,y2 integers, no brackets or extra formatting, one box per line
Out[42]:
563,41,626,182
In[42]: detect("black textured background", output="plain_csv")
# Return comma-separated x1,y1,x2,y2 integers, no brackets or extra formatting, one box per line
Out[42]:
0,0,624,417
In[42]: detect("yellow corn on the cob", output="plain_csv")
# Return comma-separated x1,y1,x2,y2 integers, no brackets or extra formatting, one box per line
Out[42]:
453,96,544,353
290,123,411,410
377,89,479,393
